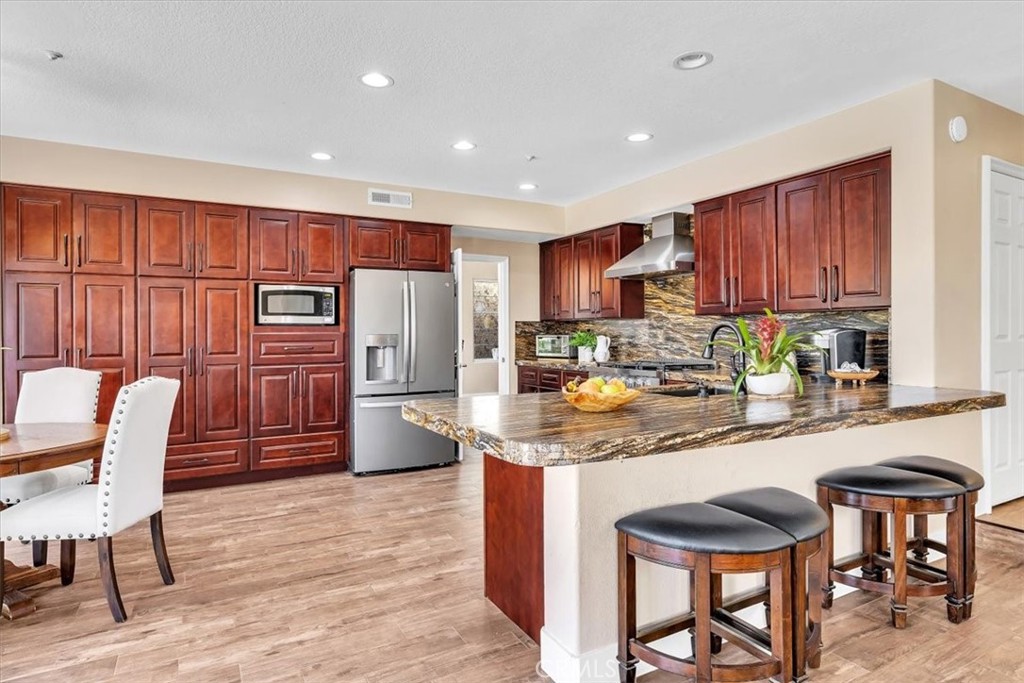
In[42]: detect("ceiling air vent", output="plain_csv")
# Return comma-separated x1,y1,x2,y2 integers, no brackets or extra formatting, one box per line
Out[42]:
368,188,413,209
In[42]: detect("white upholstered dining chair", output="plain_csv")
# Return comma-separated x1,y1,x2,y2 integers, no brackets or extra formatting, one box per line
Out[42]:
0,376,181,622
0,367,103,567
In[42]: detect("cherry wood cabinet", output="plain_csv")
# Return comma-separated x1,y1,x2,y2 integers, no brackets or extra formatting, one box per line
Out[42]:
73,275,137,423
775,154,891,312
164,439,248,481
72,193,136,275
196,281,249,442
299,213,346,282
299,364,344,433
196,203,249,279
540,224,644,321
517,365,587,394
137,198,195,277
3,186,73,273
251,210,346,282
251,432,344,470
349,218,450,271
694,186,775,315
251,363,343,438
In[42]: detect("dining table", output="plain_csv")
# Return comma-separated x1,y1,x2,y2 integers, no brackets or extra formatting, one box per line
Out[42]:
0,422,108,619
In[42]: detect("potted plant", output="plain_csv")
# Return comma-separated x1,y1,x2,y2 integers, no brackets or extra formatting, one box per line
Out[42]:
570,330,598,364
711,309,819,396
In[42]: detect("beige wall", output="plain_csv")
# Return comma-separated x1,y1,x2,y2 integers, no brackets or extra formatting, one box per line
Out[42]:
459,260,500,395
452,236,540,391
0,136,565,235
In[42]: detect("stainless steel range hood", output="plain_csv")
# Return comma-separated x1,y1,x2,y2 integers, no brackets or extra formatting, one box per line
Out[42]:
604,212,695,279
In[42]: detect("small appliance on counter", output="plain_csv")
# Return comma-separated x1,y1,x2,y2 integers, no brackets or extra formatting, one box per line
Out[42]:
810,328,868,380
536,334,577,359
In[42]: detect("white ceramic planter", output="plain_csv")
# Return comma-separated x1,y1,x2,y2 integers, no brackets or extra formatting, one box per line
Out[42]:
744,371,793,396
577,347,595,364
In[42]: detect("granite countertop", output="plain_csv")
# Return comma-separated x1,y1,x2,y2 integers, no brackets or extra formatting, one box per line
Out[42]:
402,384,1006,467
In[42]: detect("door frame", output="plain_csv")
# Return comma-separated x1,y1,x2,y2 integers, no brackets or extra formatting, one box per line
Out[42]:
980,155,1024,513
453,250,511,396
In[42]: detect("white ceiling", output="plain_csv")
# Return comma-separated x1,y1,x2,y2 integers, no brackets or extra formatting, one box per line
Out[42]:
1,1,1022,206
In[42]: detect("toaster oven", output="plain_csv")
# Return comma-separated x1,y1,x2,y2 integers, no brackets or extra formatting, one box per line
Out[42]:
535,334,577,359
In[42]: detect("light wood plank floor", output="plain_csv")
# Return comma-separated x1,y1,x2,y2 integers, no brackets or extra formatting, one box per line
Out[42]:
978,496,1024,532
1,451,1022,682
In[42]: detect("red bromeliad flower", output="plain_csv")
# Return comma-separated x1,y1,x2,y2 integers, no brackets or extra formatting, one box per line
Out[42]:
753,314,784,361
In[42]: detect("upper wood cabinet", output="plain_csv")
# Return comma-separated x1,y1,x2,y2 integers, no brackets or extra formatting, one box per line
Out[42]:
695,186,776,315
775,154,891,312
250,210,346,282
572,234,597,319
349,218,450,271
138,198,196,277
196,203,249,279
72,193,136,275
553,238,574,320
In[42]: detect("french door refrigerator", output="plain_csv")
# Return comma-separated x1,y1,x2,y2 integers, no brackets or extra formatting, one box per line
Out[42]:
350,268,458,473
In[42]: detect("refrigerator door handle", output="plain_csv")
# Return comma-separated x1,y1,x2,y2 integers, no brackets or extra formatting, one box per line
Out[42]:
409,280,418,383
401,280,410,382
359,402,408,409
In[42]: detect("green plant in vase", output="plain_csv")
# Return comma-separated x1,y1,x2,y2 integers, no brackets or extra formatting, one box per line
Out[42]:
711,309,820,396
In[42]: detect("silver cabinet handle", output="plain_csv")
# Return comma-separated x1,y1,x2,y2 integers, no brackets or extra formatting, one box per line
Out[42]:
186,347,193,376
360,402,407,409
63,348,70,367
409,280,418,383
401,281,410,382
199,347,205,376
75,347,82,367
76,235,83,268
291,248,298,276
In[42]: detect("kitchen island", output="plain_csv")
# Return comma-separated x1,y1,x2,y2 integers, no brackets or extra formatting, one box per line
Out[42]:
403,384,1004,683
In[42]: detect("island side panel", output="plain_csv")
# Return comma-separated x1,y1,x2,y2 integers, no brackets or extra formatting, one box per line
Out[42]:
484,452,544,642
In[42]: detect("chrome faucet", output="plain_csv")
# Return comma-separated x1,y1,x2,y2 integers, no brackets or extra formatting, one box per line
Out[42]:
702,323,747,387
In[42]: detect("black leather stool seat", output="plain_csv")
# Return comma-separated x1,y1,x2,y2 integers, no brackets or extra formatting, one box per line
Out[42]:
875,455,984,492
706,487,829,542
615,502,795,554
816,465,965,499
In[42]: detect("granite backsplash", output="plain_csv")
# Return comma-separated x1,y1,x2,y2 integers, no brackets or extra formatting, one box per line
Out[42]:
515,277,890,380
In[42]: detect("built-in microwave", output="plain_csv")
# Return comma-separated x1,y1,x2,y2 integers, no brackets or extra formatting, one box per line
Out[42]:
536,334,577,359
256,283,338,325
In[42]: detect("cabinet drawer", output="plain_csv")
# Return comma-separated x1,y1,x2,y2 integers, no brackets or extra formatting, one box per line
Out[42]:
251,432,344,470
539,370,563,390
252,332,345,364
164,439,249,480
518,366,540,385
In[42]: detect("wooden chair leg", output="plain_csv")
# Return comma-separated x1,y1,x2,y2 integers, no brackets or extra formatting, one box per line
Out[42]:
617,532,637,683
890,498,908,629
693,553,713,683
912,514,929,560
32,540,47,567
149,512,175,585
817,485,835,609
770,551,793,683
60,540,76,586
97,537,127,623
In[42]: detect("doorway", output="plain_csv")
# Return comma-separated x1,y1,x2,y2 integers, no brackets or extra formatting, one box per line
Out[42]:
453,250,510,396
981,156,1024,512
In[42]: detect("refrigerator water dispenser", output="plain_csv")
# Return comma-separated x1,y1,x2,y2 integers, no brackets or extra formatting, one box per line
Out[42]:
364,334,399,383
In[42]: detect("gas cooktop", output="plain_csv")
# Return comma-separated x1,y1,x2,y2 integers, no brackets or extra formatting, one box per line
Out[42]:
600,358,717,371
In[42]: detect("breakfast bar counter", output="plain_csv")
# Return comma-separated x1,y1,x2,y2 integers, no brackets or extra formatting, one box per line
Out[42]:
402,384,1006,683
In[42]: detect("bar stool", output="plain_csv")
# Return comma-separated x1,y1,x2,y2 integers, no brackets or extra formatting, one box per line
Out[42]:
616,502,796,683
876,455,984,621
707,487,830,682
816,466,966,628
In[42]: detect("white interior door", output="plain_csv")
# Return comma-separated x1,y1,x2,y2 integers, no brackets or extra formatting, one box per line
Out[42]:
452,248,465,396
984,161,1024,505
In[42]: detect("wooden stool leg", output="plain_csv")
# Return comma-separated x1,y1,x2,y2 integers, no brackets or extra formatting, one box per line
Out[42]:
861,511,885,580
806,541,824,669
770,551,793,683
912,515,929,560
617,532,637,683
791,544,808,681
963,492,978,620
890,498,908,629
817,485,835,609
694,553,713,683
689,571,723,655
945,498,965,623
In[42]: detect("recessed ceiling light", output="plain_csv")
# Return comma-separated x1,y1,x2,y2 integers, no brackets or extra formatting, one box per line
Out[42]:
310,152,334,161
44,50,64,61
625,132,654,143
673,51,713,70
360,72,394,88
452,140,477,151
518,183,538,191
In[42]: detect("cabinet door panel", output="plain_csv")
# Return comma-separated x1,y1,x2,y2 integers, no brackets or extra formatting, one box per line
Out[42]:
572,235,596,319
250,365,300,438
349,219,399,268
137,198,194,278
401,223,450,271
539,242,556,321
2,273,73,421
776,174,831,312
694,198,730,314
196,204,248,279
74,275,136,423
300,364,344,433
72,193,135,275
299,213,345,282
138,278,196,444
250,209,298,281
730,185,777,313
251,432,343,470
3,186,72,273
594,224,645,319
553,239,574,319
196,280,248,442
829,156,891,309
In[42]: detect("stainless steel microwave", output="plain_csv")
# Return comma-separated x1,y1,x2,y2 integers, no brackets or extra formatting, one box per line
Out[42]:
536,334,577,359
256,284,338,325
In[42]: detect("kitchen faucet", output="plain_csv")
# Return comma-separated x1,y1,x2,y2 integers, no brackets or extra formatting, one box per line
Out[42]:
701,323,747,388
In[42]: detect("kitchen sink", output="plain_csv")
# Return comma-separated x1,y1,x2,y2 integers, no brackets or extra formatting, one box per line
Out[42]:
659,385,735,398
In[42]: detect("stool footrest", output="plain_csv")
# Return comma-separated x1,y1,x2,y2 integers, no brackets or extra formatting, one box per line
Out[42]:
637,585,771,644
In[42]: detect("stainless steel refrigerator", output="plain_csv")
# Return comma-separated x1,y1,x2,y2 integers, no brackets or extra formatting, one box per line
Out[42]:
350,268,458,474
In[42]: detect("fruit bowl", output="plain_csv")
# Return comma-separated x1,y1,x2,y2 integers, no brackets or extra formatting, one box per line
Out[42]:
561,387,641,412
